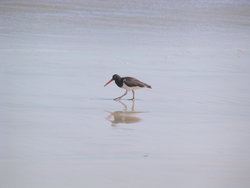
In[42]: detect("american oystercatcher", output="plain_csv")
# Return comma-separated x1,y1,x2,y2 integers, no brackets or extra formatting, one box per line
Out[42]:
104,74,152,100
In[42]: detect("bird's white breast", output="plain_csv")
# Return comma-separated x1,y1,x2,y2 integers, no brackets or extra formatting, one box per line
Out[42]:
122,84,144,91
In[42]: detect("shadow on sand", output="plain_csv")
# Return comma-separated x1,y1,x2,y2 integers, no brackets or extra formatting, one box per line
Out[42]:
105,100,144,126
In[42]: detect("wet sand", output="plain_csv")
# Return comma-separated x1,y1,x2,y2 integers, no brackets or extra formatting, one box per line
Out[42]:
1,0,250,187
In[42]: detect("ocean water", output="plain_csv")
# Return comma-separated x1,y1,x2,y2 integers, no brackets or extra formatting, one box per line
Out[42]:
1,0,250,187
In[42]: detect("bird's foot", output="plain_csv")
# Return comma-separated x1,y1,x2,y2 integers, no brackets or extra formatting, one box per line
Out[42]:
114,97,121,101
127,98,135,101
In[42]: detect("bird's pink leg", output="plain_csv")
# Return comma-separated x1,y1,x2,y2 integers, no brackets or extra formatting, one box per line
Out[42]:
128,90,135,100
114,90,128,100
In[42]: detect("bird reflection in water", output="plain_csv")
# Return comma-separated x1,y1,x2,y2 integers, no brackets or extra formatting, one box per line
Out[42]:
105,100,143,126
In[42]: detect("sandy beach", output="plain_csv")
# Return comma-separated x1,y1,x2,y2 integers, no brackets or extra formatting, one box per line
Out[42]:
1,0,250,187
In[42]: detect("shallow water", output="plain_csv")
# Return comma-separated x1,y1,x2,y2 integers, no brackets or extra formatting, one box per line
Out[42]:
1,0,250,187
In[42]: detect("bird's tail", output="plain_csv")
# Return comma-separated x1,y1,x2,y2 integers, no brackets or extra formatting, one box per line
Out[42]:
147,85,152,89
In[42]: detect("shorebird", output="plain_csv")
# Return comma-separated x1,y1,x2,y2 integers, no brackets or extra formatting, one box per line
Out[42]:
104,74,151,100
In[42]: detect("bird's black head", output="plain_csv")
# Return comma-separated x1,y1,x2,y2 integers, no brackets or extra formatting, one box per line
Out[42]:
112,74,120,80
104,74,121,87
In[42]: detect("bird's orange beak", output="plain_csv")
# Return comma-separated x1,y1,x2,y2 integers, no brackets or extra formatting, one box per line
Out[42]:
104,79,113,87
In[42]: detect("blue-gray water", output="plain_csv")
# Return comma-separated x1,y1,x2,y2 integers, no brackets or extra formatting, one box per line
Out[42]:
1,0,250,187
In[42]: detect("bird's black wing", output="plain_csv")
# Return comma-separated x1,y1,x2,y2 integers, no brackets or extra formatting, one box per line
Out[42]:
123,77,151,88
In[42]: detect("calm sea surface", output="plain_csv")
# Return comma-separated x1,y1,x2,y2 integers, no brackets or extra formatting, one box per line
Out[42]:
1,0,250,187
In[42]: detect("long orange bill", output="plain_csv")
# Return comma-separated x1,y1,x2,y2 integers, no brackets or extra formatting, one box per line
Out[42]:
104,79,113,87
